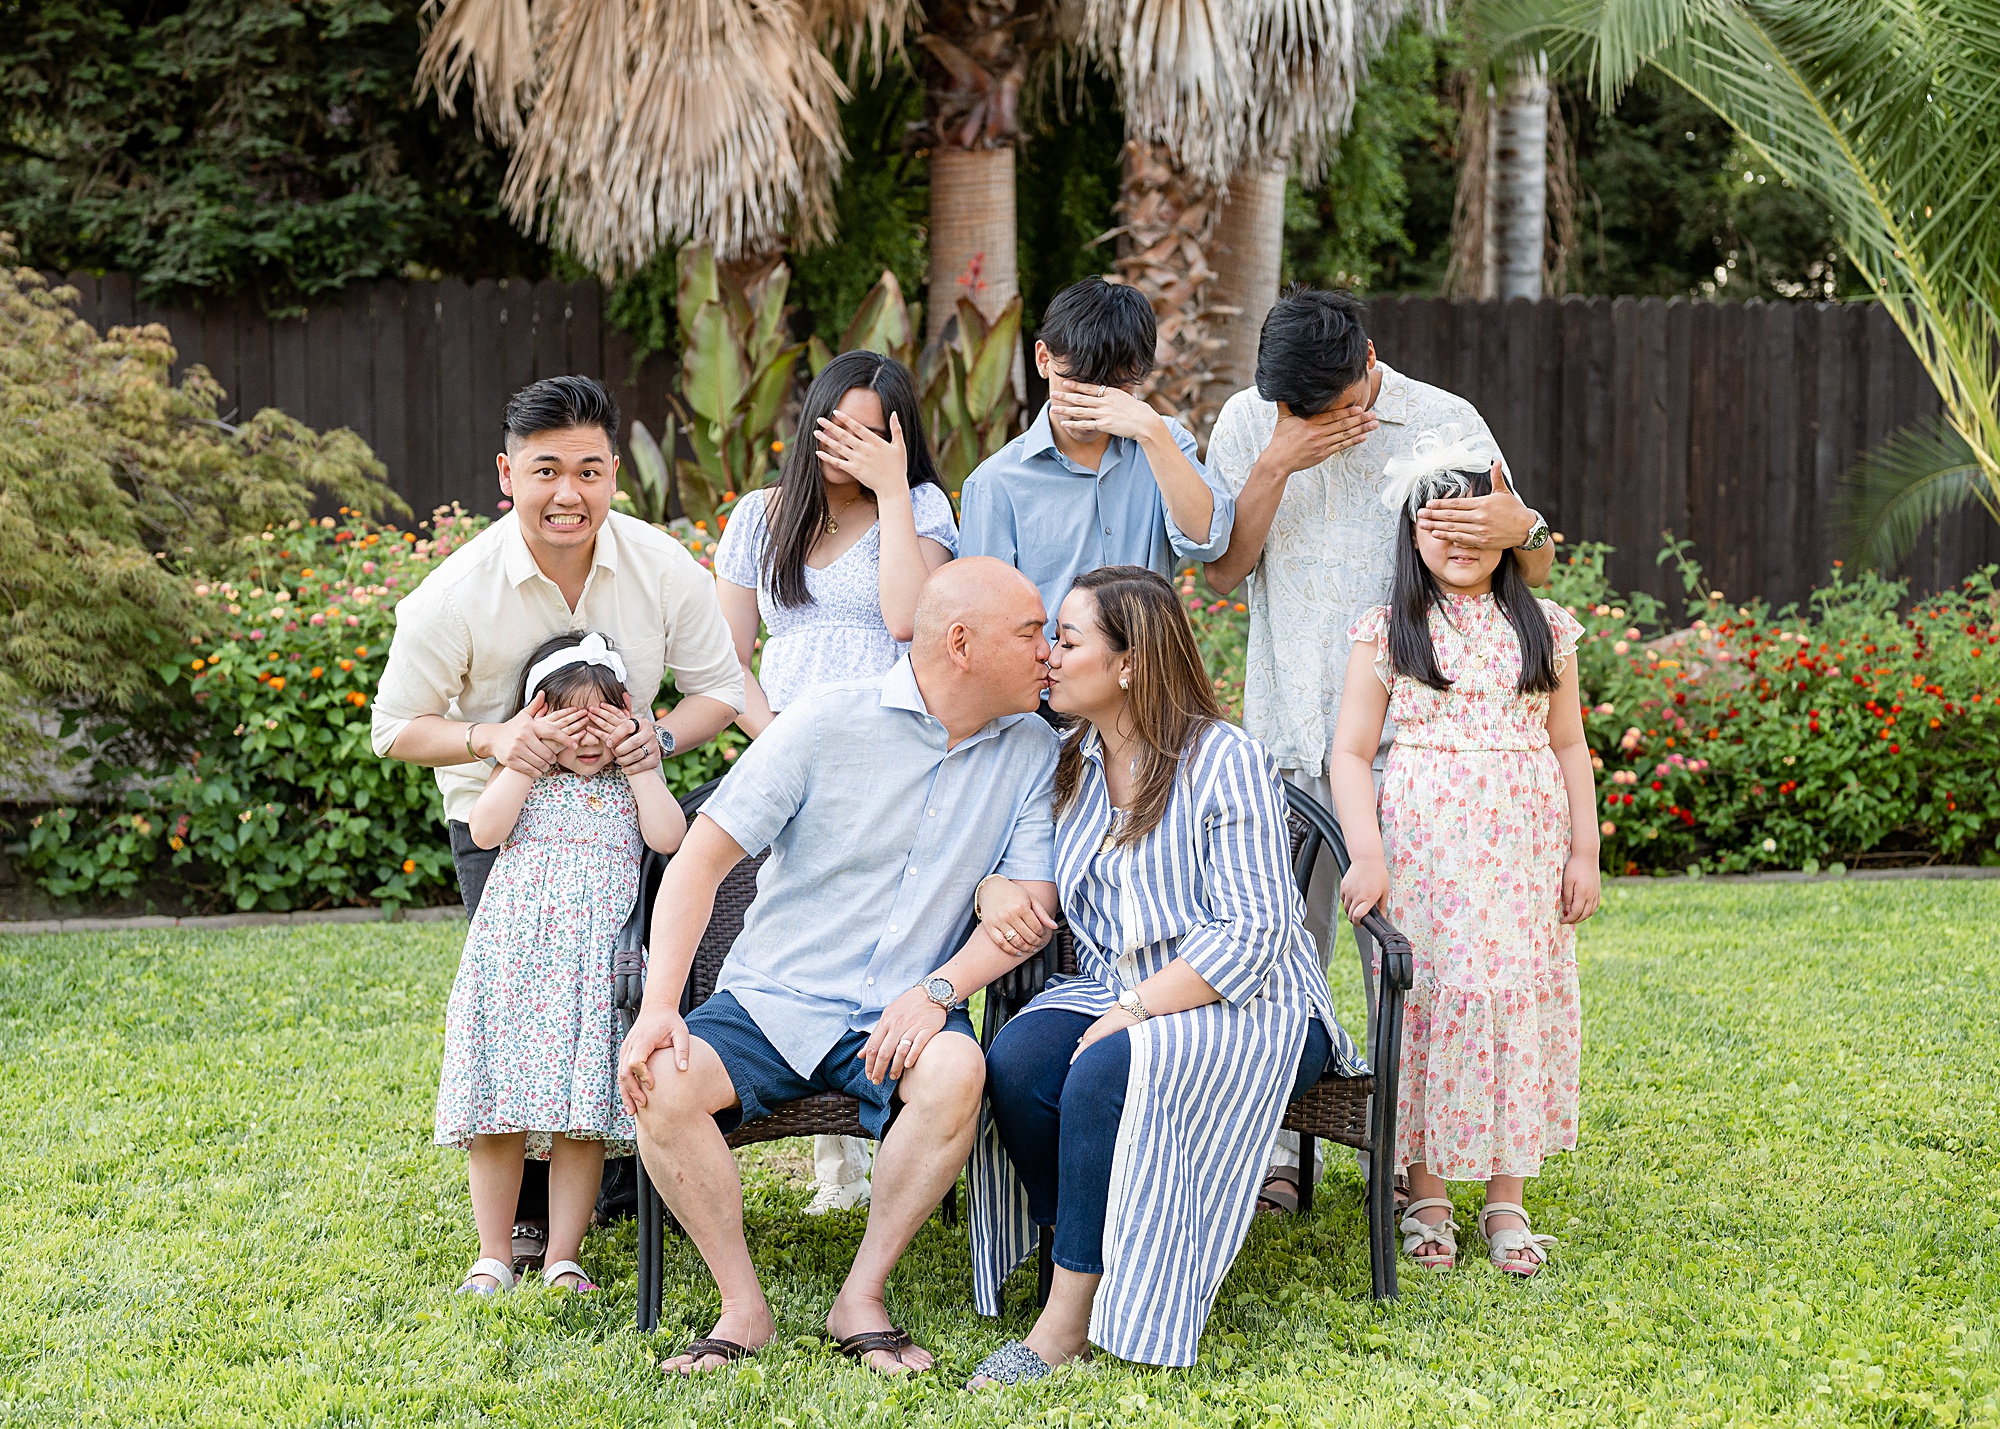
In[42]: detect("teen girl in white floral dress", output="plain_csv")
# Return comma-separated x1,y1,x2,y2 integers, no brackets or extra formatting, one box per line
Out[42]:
435,632,687,1295
1328,430,1600,1279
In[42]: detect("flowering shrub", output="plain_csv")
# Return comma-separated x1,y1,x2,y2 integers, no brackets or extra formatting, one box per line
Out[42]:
1178,567,1250,720
1550,543,2000,874
16,509,746,911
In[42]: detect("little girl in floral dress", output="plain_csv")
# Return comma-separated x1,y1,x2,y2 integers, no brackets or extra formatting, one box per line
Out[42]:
1328,429,1600,1279
435,631,687,1295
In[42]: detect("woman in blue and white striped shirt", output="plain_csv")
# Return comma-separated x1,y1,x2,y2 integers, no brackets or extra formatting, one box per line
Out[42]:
966,566,1362,1381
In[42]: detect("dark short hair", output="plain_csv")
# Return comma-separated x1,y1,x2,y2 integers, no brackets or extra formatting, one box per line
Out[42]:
1036,278,1157,387
503,375,620,451
1255,287,1371,416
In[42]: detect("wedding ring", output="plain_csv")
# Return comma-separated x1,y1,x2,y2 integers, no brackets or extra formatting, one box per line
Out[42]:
898,1037,914,1049
1002,927,1018,941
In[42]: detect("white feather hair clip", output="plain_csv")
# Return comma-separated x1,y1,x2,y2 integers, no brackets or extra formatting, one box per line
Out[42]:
1378,423,1506,517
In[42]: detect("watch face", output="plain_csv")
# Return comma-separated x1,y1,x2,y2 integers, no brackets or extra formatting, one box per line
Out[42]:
925,976,955,1005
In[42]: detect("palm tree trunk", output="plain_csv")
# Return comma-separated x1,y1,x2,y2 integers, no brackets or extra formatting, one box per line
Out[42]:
1488,54,1549,300
1115,140,1224,433
917,0,1039,366
1203,157,1289,424
927,148,1020,346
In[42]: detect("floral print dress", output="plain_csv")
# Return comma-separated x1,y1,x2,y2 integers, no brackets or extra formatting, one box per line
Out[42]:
1347,594,1586,1181
434,769,641,1157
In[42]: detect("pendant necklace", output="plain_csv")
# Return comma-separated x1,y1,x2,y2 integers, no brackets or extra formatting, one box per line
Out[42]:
824,488,866,535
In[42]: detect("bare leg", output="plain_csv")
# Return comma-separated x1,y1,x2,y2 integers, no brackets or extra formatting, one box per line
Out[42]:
543,1133,606,1287
1482,1174,1535,1265
1404,1161,1455,1259
824,1031,985,1374
632,1038,774,1373
466,1132,527,1288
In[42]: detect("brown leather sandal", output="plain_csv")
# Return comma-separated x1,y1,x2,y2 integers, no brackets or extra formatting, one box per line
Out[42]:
832,1327,927,1374
1255,1169,1301,1215
663,1337,754,1374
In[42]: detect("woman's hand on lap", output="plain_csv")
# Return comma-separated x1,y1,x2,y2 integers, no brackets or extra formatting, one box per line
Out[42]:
816,409,909,495
1340,857,1390,923
1561,853,1601,924
1071,1007,1141,1062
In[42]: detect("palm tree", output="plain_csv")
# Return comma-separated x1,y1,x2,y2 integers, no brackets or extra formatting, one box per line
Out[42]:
1478,0,2000,567
1077,0,1420,430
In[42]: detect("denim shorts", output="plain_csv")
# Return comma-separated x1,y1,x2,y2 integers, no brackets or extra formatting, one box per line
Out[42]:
686,991,977,1141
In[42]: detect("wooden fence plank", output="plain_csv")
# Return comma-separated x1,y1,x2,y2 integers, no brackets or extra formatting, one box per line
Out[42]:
435,280,480,515
368,283,409,510
402,282,444,521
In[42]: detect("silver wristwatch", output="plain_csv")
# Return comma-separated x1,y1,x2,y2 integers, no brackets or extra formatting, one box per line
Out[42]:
922,974,958,1010
1521,510,1551,551
654,725,676,757
1117,988,1152,1022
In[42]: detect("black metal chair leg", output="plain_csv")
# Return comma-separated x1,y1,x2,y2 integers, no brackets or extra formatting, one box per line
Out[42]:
1297,1133,1317,1215
940,1180,959,1226
637,1153,663,1332
1036,1225,1055,1307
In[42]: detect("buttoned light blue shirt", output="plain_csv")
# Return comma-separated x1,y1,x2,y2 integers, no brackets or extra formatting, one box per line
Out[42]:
958,403,1234,633
697,657,1060,1075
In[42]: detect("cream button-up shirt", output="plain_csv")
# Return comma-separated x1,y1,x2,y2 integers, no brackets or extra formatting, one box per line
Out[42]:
371,510,745,825
1205,362,1517,779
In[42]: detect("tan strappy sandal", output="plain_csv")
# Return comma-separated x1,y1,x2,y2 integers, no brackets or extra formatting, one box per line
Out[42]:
1399,1197,1459,1271
1479,1202,1557,1277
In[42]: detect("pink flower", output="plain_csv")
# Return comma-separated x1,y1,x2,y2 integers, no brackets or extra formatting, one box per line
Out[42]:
345,615,361,627
309,613,326,626
362,561,377,574
248,629,265,640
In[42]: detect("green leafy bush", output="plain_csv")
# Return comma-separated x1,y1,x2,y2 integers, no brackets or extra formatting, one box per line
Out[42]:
1549,543,2000,873
15,509,745,910
0,248,397,788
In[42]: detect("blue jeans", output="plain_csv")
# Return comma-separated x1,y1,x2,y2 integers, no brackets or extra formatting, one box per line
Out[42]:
985,1009,1333,1275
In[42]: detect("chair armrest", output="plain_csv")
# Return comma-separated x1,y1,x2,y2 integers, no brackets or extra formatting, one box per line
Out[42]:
1360,911,1413,991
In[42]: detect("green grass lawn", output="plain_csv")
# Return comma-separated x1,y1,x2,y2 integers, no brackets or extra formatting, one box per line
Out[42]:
4,883,1997,1427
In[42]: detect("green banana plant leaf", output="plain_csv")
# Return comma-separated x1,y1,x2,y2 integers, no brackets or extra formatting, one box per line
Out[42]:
675,246,720,339
745,344,808,458
952,296,991,349
807,335,835,377
840,270,918,365
964,296,1024,424
751,266,791,358
681,302,748,426
624,420,670,524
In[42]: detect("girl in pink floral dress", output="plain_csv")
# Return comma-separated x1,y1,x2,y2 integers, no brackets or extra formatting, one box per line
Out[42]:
1328,430,1599,1279
435,632,687,1296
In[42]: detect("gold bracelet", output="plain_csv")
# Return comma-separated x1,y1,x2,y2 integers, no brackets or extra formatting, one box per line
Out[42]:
464,723,481,761
973,873,1006,922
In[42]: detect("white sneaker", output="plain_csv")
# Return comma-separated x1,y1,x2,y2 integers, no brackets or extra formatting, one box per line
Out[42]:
805,1177,871,1214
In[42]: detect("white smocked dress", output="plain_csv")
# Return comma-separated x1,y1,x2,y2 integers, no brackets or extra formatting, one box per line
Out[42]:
434,769,641,1157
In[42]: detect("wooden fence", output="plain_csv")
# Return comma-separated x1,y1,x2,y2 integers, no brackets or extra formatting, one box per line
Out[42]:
1364,295,1998,609
50,273,672,525
48,275,2000,609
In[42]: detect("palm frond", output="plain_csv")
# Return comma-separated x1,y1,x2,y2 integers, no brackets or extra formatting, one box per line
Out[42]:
415,0,540,143
1476,0,2000,543
1835,413,1995,572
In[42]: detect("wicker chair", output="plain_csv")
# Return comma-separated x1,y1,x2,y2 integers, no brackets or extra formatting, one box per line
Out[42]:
978,782,1412,1303
614,779,958,1335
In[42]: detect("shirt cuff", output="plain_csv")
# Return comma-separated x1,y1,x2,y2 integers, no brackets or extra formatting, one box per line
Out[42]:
370,711,413,759
1174,925,1269,1006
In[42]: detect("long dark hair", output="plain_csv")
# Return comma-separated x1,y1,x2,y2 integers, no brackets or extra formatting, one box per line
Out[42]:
1387,467,1558,694
1053,566,1225,846
761,350,941,609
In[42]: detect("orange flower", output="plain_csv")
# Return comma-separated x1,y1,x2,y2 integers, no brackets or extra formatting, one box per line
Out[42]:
310,666,324,679
347,691,368,707
1233,602,1247,612
190,658,205,671
339,659,355,672
355,646,368,657
268,676,286,692
402,858,416,873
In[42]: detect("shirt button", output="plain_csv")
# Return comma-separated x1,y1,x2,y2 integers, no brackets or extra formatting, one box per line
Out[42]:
906,867,917,876
927,808,936,817
889,924,899,934
1104,527,1113,535
866,977,876,986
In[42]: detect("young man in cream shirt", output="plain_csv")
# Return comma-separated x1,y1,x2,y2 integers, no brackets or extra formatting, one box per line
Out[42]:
373,375,744,1261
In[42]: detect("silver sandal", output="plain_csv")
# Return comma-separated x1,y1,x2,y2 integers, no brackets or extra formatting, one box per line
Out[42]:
456,1257,516,1296
968,1341,1054,1387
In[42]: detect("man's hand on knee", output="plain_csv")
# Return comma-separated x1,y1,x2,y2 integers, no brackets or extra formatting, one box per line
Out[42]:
893,1029,985,1113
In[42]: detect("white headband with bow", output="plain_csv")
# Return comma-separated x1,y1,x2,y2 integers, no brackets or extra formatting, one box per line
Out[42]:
1378,423,1506,517
523,632,628,703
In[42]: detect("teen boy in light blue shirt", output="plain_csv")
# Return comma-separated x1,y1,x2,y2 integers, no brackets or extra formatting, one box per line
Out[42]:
958,278,1234,652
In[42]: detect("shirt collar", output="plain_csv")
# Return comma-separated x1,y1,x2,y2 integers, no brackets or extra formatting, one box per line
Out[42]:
1370,361,1415,426
1022,403,1126,477
882,655,1030,750
498,510,617,587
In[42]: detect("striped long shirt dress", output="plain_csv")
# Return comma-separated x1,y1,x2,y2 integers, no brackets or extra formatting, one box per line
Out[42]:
969,721,1363,1366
